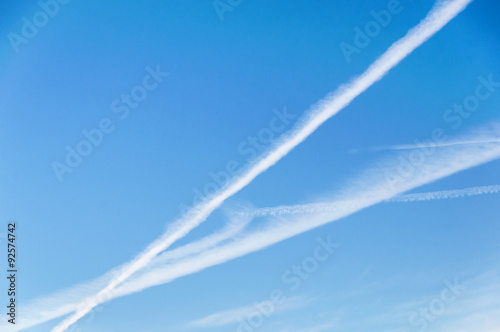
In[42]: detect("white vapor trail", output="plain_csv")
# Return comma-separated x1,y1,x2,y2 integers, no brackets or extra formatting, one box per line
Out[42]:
389,184,500,202
49,0,473,330
254,184,500,217
16,127,500,332
1,217,253,331
353,139,500,153
109,133,500,304
142,184,500,269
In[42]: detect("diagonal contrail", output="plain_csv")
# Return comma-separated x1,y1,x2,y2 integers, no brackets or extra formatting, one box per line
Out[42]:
255,184,500,217
351,139,500,153
110,137,500,304
389,184,500,202
13,127,499,331
144,183,500,269
52,0,474,330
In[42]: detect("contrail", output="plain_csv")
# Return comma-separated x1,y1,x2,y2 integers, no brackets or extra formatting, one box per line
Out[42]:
389,184,500,202
139,210,253,271
110,136,500,303
255,184,500,217
52,0,474,330
351,139,500,153
18,128,500,332
1,218,253,331
145,183,500,268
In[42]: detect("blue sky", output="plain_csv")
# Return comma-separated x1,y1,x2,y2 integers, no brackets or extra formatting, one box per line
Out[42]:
1,0,499,331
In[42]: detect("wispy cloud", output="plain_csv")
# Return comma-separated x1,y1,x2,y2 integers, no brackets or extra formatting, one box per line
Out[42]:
267,318,342,332
146,184,500,271
112,127,500,302
389,184,500,202
188,296,306,328
200,266,500,332
256,184,500,217
10,122,500,331
252,264,500,332
48,1,475,330
352,139,500,153
335,268,500,332
103,132,500,318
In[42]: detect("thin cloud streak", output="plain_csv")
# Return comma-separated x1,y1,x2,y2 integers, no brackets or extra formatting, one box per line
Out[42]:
109,134,500,308
51,0,474,330
188,296,305,328
352,139,500,153
256,185,500,217
10,125,499,331
135,184,500,273
111,137,500,301
331,268,500,332
389,184,500,202
0,219,252,331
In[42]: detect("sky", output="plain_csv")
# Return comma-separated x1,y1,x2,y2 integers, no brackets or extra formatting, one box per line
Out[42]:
0,0,499,331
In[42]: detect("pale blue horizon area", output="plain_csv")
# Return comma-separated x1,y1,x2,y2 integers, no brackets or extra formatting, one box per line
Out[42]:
1,0,499,331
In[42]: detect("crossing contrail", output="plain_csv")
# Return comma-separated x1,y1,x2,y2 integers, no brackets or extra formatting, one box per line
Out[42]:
110,137,500,303
143,183,500,268
51,0,474,330
18,129,500,332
